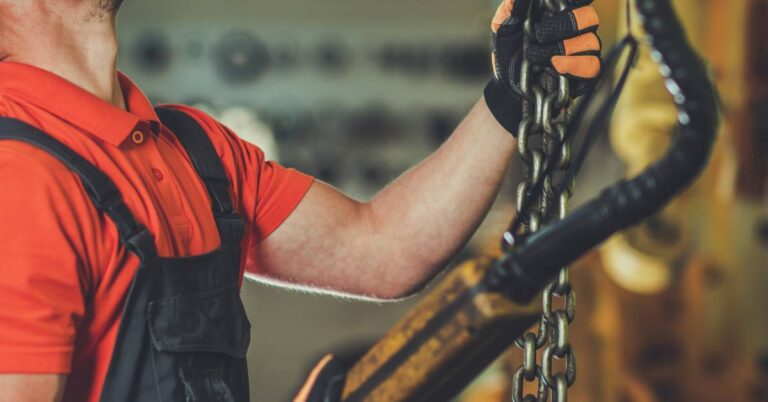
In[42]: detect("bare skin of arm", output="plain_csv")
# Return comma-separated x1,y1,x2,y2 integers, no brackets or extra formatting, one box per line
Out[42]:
0,375,67,402
257,98,516,299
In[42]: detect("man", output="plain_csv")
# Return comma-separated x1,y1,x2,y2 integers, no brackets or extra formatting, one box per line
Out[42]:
0,0,600,400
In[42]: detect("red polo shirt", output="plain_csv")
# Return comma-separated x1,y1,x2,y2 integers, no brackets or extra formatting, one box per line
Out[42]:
0,62,313,401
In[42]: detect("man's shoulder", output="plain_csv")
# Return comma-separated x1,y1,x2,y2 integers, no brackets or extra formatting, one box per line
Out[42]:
0,136,82,191
156,104,226,136
0,101,76,175
155,103,265,162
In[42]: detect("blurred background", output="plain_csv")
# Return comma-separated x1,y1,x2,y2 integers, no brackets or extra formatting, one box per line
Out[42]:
116,0,767,401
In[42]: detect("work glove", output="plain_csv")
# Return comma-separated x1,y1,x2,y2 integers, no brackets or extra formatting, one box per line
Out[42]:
485,0,603,136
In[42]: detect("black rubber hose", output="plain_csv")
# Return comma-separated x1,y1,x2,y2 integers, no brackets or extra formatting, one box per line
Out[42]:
498,0,721,303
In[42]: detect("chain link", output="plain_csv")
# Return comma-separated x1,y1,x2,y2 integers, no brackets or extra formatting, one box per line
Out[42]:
510,0,577,401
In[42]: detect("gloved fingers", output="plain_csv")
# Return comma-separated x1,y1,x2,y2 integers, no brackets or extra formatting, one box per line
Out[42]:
491,1,512,34
563,32,601,55
492,0,532,33
534,5,599,43
551,54,601,79
510,0,532,20
527,32,601,63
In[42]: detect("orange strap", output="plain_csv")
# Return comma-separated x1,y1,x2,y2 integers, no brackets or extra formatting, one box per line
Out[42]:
294,354,335,402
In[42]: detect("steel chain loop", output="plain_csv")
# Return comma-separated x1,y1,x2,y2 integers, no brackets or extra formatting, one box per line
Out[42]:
511,0,577,401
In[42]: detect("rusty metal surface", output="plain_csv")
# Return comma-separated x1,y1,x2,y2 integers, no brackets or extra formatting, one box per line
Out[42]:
341,258,542,402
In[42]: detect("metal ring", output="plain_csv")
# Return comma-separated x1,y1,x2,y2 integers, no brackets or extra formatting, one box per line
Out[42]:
515,318,550,349
541,346,577,389
517,117,535,163
523,333,538,380
554,310,571,357
553,268,573,296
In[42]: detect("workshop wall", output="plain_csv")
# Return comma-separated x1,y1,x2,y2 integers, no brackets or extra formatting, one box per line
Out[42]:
117,0,492,199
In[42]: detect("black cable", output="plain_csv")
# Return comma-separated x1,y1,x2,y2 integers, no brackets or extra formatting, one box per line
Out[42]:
505,34,640,243
556,36,639,195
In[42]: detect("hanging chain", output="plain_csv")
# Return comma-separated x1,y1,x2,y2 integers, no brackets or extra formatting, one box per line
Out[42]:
509,1,576,401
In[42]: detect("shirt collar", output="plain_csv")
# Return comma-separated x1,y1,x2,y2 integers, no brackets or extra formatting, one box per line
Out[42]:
0,62,160,146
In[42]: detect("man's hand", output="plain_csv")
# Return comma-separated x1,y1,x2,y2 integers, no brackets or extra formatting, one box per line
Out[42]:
486,0,602,134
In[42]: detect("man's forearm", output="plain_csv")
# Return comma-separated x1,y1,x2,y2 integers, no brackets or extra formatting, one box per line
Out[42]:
363,97,516,294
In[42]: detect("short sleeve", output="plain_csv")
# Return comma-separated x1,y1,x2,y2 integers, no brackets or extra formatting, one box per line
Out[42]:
0,145,91,374
221,130,314,241
158,105,314,280
252,159,314,241
162,105,314,243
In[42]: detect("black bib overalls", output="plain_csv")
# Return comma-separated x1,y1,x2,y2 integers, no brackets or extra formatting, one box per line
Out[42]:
0,108,251,402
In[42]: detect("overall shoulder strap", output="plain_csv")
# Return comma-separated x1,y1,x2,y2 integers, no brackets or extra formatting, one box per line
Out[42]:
0,117,156,260
155,107,235,217
155,107,244,245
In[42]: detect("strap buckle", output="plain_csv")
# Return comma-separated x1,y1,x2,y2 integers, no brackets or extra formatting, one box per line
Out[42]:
206,179,235,215
96,194,157,261
121,228,156,262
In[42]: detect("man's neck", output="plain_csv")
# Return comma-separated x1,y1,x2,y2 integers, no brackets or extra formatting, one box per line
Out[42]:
0,1,125,109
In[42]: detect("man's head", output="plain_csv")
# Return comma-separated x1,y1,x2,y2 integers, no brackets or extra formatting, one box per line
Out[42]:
0,0,125,72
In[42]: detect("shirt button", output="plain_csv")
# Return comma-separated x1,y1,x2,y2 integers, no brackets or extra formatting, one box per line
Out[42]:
151,168,164,182
131,130,145,144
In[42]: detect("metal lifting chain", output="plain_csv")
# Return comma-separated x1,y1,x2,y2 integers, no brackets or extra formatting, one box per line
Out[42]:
509,1,577,401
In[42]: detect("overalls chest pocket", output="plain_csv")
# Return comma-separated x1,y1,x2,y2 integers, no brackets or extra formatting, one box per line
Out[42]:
147,286,251,402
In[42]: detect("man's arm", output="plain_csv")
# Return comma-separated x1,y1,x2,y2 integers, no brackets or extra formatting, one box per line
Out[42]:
0,374,67,402
256,99,515,299
256,0,602,300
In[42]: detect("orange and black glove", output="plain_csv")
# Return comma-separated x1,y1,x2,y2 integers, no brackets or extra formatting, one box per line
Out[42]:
484,0,602,136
